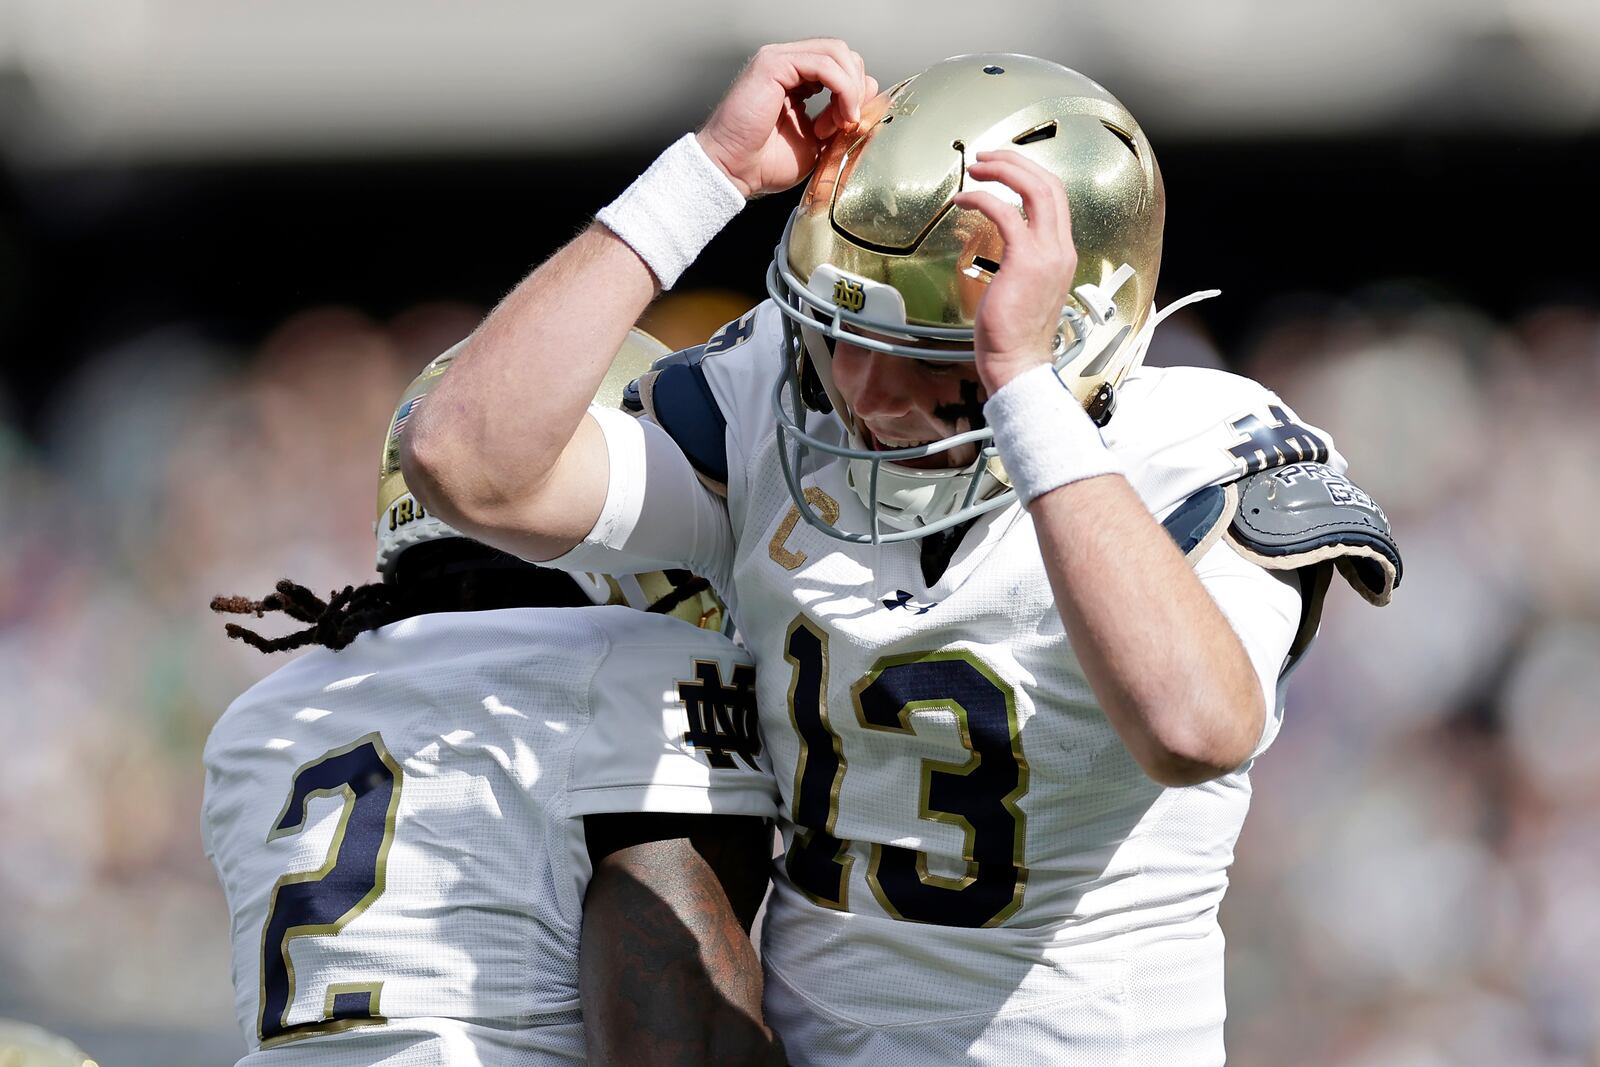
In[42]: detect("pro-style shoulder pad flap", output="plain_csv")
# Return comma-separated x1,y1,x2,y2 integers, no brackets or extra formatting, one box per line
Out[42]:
1225,462,1401,606
635,348,730,497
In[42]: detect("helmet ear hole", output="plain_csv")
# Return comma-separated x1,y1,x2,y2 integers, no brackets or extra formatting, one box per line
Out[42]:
965,255,1001,281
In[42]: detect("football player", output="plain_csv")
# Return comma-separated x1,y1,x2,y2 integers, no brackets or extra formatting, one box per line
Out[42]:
202,331,786,1065
402,41,1401,1065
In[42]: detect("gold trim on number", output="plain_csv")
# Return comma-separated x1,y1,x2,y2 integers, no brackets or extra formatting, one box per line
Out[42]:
257,731,404,1047
783,615,854,911
851,650,1030,927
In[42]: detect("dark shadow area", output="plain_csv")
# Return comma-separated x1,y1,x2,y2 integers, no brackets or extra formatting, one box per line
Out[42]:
3,133,1595,429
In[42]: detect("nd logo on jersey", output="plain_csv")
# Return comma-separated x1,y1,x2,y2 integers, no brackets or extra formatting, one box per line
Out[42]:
677,661,762,771
1226,405,1329,475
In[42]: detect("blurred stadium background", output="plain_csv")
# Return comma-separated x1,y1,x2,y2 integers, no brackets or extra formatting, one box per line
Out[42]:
1,3,1597,1064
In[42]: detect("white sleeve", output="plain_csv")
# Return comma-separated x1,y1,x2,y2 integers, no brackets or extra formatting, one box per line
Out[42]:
1192,539,1303,758
566,624,779,820
199,769,217,864
543,405,735,592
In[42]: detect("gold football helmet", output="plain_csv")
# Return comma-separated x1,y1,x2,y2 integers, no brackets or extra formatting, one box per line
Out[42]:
375,329,727,631
767,53,1204,542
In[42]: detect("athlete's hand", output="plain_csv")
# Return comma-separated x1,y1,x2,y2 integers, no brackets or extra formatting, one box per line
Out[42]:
953,151,1080,394
697,39,878,200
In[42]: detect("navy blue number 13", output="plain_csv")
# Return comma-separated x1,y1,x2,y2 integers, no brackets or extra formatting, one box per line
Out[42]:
783,618,1028,928
258,733,403,1046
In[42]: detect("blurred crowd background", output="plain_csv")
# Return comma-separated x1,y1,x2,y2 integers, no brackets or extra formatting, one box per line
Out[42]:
1,4,1597,1065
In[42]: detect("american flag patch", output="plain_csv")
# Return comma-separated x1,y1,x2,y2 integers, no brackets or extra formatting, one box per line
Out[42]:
391,396,423,437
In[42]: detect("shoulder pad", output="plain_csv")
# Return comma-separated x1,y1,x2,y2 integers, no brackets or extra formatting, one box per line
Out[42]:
1160,484,1230,558
635,353,730,493
622,344,705,413
652,344,710,370
1225,462,1401,606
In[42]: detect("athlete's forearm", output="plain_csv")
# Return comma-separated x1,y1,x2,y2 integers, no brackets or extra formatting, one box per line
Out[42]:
1029,475,1265,786
407,39,876,558
580,828,784,1067
402,223,656,550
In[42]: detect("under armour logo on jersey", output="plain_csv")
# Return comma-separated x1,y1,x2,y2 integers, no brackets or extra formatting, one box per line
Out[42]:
677,661,762,771
1226,405,1330,475
882,590,938,615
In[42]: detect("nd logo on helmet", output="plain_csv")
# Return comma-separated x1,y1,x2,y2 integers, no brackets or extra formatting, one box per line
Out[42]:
832,277,866,313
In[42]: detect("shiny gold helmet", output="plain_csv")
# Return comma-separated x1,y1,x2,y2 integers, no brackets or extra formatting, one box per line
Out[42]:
374,329,727,631
767,53,1179,542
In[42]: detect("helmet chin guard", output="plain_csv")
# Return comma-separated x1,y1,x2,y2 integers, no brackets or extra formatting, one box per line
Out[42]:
763,52,1187,544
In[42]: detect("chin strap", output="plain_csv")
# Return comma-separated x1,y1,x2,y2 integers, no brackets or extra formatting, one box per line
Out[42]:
1056,266,1222,386
1073,263,1138,326
1053,263,1140,378
1124,288,1222,374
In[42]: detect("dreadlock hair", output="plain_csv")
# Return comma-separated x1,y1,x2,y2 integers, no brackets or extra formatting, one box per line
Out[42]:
212,539,596,655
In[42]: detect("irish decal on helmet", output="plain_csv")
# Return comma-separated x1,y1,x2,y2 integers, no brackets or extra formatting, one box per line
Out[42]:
832,277,866,313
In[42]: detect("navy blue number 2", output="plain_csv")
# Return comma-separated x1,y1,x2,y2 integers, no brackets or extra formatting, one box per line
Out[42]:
783,618,1028,928
258,733,403,1046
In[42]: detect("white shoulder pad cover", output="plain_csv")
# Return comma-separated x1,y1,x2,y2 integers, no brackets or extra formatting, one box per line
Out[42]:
1224,462,1401,606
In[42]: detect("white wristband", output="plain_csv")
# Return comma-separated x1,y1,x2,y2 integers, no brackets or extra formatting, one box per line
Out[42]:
983,363,1123,505
595,132,746,290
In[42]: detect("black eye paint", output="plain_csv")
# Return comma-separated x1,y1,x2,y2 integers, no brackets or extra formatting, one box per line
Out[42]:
932,379,987,432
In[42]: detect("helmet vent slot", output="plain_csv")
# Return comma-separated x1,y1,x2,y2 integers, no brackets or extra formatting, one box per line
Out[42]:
964,255,1001,281
1012,121,1058,146
1101,121,1139,158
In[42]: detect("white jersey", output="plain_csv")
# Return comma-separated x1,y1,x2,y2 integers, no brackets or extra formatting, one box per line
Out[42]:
201,606,777,1066
556,301,1335,1065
